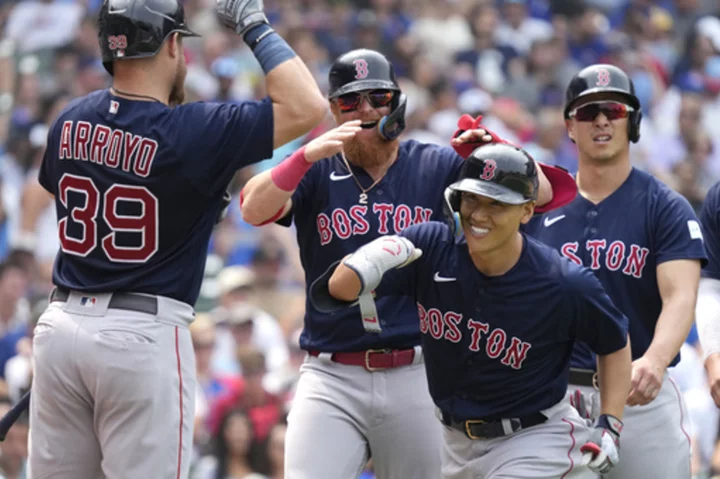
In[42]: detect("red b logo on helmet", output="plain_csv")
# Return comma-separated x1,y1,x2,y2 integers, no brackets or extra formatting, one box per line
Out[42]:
480,159,497,181
596,68,611,87
353,59,369,79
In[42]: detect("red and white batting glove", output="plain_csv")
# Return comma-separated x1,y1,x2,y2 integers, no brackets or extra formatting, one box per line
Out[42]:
580,414,623,475
343,236,422,295
451,114,515,159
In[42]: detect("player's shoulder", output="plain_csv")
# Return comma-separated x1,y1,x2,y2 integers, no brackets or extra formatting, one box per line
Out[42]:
523,234,591,285
52,90,104,124
632,167,684,202
401,221,454,246
170,97,272,123
399,139,463,165
704,181,720,207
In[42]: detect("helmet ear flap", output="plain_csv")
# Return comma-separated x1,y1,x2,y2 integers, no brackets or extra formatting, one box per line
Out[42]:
628,110,642,143
443,190,463,236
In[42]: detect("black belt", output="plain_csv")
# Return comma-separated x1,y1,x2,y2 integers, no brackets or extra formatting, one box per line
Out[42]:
50,287,158,315
569,368,599,389
440,410,547,440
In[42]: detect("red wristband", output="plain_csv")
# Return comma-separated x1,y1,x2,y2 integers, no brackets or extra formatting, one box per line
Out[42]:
271,146,311,192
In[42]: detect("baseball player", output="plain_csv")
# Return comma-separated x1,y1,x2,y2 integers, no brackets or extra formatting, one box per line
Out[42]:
521,64,708,478
696,181,720,407
312,143,633,479
30,0,326,477
239,48,578,479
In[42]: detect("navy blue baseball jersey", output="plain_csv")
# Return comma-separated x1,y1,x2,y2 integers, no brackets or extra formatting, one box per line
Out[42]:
279,140,464,352
699,182,720,281
372,222,628,420
39,90,274,305
525,168,707,369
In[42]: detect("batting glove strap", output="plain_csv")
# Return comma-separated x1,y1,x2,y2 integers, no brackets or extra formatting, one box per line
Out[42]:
342,236,421,295
580,414,622,475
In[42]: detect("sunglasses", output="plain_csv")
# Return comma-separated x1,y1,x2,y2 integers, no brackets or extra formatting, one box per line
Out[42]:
335,90,395,112
568,101,634,122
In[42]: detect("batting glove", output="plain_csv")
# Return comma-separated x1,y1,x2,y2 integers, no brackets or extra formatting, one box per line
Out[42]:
580,414,623,475
451,114,518,159
216,0,269,36
343,236,422,295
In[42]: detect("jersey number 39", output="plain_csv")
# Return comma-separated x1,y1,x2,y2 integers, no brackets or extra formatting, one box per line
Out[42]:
58,173,158,263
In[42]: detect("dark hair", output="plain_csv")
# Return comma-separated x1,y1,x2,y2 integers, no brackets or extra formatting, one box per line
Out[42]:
213,408,260,479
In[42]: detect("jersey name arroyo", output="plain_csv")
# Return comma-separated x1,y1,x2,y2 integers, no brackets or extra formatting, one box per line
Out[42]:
58,120,158,178
417,303,532,370
317,203,433,246
560,240,650,278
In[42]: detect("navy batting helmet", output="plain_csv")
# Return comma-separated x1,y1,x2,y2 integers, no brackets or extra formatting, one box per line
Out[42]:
444,144,538,234
98,0,199,76
328,49,407,141
564,64,642,143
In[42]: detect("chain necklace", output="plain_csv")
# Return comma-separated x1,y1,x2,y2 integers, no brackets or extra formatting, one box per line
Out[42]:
110,87,164,104
340,151,389,205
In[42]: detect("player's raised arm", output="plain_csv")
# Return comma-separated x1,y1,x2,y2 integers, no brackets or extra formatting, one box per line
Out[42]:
217,0,326,149
240,121,362,226
449,114,577,213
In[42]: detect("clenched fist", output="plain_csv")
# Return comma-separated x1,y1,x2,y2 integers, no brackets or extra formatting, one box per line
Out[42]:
216,0,269,36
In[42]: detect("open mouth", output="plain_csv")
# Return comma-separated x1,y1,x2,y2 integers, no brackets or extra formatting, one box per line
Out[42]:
468,226,490,238
360,121,378,129
593,134,612,143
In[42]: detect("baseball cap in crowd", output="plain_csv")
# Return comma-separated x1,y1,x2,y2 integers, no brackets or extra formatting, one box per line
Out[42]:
226,303,258,326
216,265,256,297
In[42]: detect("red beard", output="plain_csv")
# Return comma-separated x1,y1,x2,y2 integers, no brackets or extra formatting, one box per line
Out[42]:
343,133,399,169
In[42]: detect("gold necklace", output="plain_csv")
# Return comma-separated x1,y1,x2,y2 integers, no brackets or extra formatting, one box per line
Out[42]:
340,151,389,205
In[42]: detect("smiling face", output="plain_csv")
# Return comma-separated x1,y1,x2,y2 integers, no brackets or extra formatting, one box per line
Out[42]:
459,192,535,257
565,92,634,163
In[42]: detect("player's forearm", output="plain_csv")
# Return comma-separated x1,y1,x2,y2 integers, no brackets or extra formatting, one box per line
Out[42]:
328,262,362,302
645,291,697,369
265,57,327,147
240,170,293,225
597,339,632,419
696,277,720,359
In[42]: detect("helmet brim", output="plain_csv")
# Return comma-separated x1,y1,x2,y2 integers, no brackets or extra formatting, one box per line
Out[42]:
329,80,400,98
449,178,530,205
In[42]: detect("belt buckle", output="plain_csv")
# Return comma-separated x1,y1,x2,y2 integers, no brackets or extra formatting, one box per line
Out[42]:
464,419,486,440
364,349,387,372
592,372,599,391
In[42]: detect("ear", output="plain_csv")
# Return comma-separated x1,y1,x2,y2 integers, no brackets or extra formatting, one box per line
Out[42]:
519,201,536,224
565,119,575,142
167,33,180,59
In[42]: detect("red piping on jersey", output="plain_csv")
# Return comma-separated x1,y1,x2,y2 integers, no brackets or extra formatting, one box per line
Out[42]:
239,189,286,226
560,418,576,478
175,326,183,479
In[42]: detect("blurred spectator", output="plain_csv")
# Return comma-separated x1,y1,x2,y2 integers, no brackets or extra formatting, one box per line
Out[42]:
0,257,29,379
0,404,27,479
265,420,286,479
208,346,283,446
193,408,267,479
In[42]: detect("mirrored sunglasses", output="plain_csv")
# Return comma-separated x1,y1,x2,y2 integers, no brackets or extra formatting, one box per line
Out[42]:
336,90,394,112
569,101,634,122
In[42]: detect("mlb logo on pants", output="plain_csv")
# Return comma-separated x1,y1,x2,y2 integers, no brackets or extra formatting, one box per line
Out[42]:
80,297,97,308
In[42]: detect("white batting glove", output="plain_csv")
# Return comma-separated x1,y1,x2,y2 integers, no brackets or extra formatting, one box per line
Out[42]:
580,414,622,475
216,0,269,36
343,235,422,295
